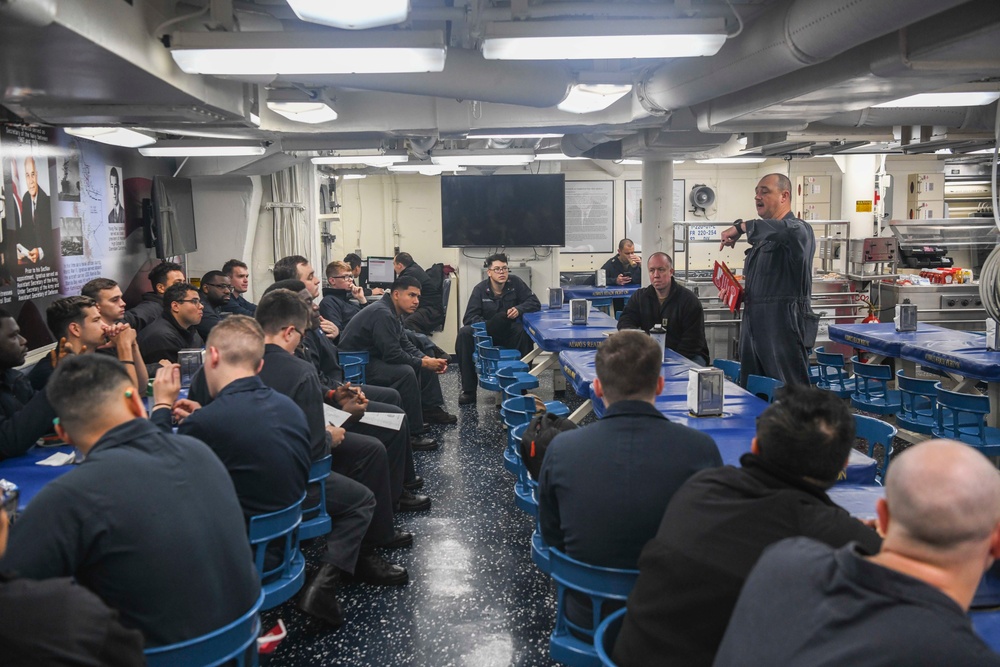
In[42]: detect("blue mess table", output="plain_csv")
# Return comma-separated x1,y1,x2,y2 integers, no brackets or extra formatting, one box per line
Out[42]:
523,307,619,353
561,285,640,302
522,307,620,389
0,392,188,511
830,322,1000,427
559,348,878,485
0,444,75,511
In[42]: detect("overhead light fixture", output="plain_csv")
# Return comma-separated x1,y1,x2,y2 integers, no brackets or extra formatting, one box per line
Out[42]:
138,140,267,157
696,157,767,164
557,84,632,114
534,152,588,161
874,92,1000,108
169,30,447,75
64,127,156,148
267,89,337,124
467,132,564,139
341,174,368,180
285,0,409,30
674,160,685,164
482,19,727,60
388,163,467,176
431,150,535,167
311,153,407,167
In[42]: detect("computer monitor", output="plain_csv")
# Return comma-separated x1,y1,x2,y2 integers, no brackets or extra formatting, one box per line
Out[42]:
366,256,396,288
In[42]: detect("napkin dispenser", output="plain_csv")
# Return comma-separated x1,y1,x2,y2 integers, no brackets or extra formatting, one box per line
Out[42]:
595,270,607,287
548,287,564,310
895,303,917,332
687,367,724,417
988,319,1000,351
570,299,589,325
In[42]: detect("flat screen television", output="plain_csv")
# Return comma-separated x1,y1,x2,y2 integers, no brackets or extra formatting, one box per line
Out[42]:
149,176,197,258
441,174,565,247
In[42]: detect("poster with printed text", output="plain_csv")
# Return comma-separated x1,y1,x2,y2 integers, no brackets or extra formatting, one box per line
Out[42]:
624,179,686,252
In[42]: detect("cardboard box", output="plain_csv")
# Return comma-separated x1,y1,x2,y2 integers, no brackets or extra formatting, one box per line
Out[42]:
907,198,943,220
795,175,832,203
798,202,831,220
907,173,945,201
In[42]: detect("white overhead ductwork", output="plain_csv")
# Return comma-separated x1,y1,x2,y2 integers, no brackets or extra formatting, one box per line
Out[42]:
691,0,1000,132
637,0,973,115
819,104,998,130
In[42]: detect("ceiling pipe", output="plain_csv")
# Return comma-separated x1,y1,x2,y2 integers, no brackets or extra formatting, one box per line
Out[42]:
820,104,997,130
691,0,1000,132
637,0,972,115
278,48,573,109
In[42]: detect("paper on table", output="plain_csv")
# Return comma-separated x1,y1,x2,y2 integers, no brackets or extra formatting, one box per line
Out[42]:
359,411,405,431
323,404,352,428
37,451,75,466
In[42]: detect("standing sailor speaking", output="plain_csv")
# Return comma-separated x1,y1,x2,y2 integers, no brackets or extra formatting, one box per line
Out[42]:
719,173,818,387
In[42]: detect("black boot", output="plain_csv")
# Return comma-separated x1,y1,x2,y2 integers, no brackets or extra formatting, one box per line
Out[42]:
297,563,345,627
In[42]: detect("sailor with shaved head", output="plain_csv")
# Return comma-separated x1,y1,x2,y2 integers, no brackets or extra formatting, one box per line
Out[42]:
715,439,1000,666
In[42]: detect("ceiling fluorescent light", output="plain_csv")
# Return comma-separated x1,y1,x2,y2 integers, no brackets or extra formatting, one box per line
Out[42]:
170,30,446,75
874,92,1000,108
483,19,727,60
269,101,337,124
286,0,409,30
341,174,368,180
388,164,466,176
64,127,156,148
534,152,588,161
138,140,266,157
431,150,535,167
267,89,337,124
311,154,407,167
696,157,767,164
558,84,632,114
467,133,564,139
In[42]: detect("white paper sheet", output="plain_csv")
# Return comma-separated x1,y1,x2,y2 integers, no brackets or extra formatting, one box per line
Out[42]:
323,404,352,428
37,451,75,466
359,411,405,431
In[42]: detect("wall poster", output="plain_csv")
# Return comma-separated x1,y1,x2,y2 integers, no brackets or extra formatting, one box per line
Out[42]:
1,123,167,350
624,179,685,252
562,180,614,254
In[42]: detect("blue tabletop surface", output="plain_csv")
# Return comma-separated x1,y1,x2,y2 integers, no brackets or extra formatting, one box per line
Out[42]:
524,307,619,352
560,346,878,484
900,333,1000,382
823,484,1000,606
560,348,697,396
562,285,640,301
828,322,952,357
0,444,75,511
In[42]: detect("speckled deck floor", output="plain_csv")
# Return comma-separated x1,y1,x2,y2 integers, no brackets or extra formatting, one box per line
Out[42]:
260,366,590,667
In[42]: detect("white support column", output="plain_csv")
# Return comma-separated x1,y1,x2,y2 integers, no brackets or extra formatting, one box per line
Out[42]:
834,154,878,240
640,159,675,256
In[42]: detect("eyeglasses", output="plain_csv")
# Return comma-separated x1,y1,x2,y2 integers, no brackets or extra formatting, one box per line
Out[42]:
489,266,509,273
330,275,354,281
177,298,203,305
204,283,233,291
289,326,305,339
